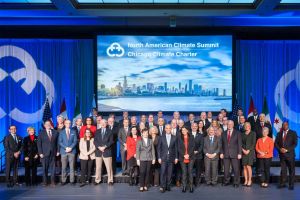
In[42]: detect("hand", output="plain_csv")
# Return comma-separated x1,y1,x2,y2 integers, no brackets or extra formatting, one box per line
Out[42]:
152,160,156,165
158,159,162,164
280,148,286,153
25,157,29,161
137,160,140,166
34,155,39,159
237,154,242,159
134,154,136,158
211,153,216,159
184,154,189,159
40,154,44,158
56,152,60,156
124,147,127,151
13,152,20,158
260,152,265,157
220,154,224,159
174,159,178,164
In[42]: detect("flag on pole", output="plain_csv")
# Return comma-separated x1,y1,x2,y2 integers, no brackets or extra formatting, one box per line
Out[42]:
273,94,283,137
42,97,54,128
72,95,82,126
232,93,242,120
247,96,255,118
262,96,271,124
89,94,97,117
59,98,68,119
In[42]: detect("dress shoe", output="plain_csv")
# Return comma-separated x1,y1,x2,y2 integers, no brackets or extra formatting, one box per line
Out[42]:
160,187,165,193
166,186,171,191
288,185,294,190
139,187,144,192
94,182,99,185
80,183,86,187
61,182,67,186
6,183,12,188
211,183,217,187
222,183,229,186
189,186,194,193
233,184,239,188
278,184,287,189
182,186,186,193
50,183,56,187
143,187,148,191
108,182,114,186
70,182,76,186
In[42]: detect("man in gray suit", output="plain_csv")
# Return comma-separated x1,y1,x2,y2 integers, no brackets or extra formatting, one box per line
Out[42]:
220,120,242,188
203,127,222,186
118,119,130,175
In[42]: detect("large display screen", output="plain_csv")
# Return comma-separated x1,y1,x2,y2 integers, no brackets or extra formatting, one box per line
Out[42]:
97,35,232,112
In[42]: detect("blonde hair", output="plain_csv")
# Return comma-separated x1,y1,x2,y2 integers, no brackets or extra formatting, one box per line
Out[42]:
27,127,35,133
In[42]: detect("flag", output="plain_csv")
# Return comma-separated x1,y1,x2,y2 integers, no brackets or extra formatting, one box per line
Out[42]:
89,94,97,116
59,98,68,119
42,97,54,128
262,96,271,124
273,95,283,137
72,95,82,126
247,96,255,118
232,94,242,120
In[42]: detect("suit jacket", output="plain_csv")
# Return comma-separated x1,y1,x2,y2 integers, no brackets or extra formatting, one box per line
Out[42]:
146,122,157,129
184,121,196,130
58,129,78,155
37,129,59,157
71,126,81,139
79,138,96,160
247,115,260,130
118,127,130,149
23,135,38,160
275,129,298,159
94,128,114,157
108,124,119,143
254,122,272,139
157,134,178,162
177,135,195,162
4,134,23,158
136,138,156,161
235,123,245,133
118,118,131,128
192,133,204,159
203,135,222,160
221,129,242,159
197,119,211,130
156,125,165,136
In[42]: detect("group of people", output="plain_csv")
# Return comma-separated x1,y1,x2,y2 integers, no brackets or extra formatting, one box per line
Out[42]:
4,108,298,192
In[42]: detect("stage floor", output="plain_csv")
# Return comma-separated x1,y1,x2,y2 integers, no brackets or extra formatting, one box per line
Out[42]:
1,183,299,200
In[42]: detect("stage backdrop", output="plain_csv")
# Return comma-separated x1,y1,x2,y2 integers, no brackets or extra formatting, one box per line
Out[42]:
0,39,94,153
236,40,300,159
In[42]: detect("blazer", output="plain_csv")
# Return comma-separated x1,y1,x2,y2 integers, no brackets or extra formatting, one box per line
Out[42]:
177,135,195,162
192,133,204,159
256,137,274,159
221,129,242,159
118,127,130,149
156,125,165,136
37,129,59,157
79,138,96,160
23,135,38,160
4,134,23,158
203,135,222,160
71,126,81,139
94,128,114,158
247,115,260,130
136,138,156,161
58,129,78,155
126,136,141,160
79,125,97,138
157,133,178,162
275,129,298,159
254,122,273,139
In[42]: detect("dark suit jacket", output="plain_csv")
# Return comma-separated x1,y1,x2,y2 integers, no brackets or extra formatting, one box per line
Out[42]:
275,129,298,159
71,126,81,139
108,124,119,143
156,125,165,136
197,119,211,130
4,134,23,158
177,135,195,162
23,135,38,160
58,129,78,155
254,122,272,139
221,129,242,159
118,127,130,149
184,121,196,130
203,136,222,160
94,128,114,157
235,123,245,133
157,134,178,162
37,129,59,157
192,133,204,159
247,115,260,130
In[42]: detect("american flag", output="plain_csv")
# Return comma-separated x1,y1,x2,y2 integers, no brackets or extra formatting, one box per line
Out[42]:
42,97,54,128
231,94,242,120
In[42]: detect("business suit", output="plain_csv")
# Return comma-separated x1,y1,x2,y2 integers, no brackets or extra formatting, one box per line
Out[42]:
221,129,242,185
275,129,298,187
203,135,222,185
23,135,39,185
146,122,157,129
37,129,59,184
191,132,204,184
79,138,96,183
58,128,77,183
198,119,211,131
151,136,161,186
247,115,259,131
157,133,178,190
4,134,23,185
184,121,196,130
235,123,245,133
94,128,114,184
178,135,195,188
254,122,272,139
118,127,130,173
136,138,156,187
71,126,81,171
156,125,165,136
108,124,119,174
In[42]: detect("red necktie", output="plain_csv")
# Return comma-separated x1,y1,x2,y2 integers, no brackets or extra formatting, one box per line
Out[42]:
227,130,231,144
66,129,70,140
283,131,287,143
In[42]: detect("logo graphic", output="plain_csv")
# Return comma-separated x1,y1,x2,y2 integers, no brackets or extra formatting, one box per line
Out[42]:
106,42,125,57
274,60,300,123
0,45,55,124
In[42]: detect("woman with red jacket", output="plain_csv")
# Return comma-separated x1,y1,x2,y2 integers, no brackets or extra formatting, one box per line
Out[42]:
126,126,141,186
79,117,97,138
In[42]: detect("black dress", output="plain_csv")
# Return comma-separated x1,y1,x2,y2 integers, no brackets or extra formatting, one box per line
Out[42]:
241,131,256,166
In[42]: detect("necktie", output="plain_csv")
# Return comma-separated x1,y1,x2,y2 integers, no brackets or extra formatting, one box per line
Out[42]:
283,131,287,143
227,130,231,144
13,135,18,144
66,129,70,140
210,137,213,145
101,128,105,139
48,130,52,141
261,123,264,128
160,126,163,134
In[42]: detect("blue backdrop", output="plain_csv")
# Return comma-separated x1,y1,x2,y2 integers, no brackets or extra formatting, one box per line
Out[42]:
0,39,94,154
236,40,300,159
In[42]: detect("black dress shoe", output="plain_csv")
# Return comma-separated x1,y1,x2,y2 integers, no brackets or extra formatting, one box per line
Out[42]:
222,183,229,186
70,182,76,186
80,183,86,187
182,186,186,193
166,186,171,191
160,187,165,193
61,182,67,186
233,184,239,188
94,182,99,185
288,185,294,190
278,184,287,189
190,186,194,193
108,182,114,186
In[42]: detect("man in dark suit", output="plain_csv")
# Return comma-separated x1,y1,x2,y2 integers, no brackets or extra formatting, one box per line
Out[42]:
235,115,246,132
275,122,298,190
4,125,23,187
118,111,130,128
146,114,157,129
156,117,165,136
233,108,243,127
157,124,178,193
199,112,211,130
37,120,59,187
108,116,119,174
184,113,196,131
254,113,272,139
203,127,222,186
94,119,114,185
72,118,82,172
191,122,204,186
220,120,242,187
118,119,130,175
247,108,259,130
58,120,77,185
